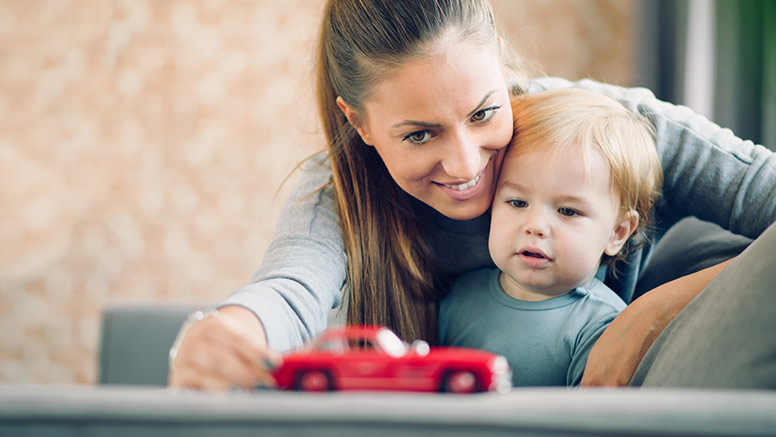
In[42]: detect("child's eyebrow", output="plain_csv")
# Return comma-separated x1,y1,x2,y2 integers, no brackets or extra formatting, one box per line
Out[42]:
495,180,521,193
553,194,598,210
497,181,594,205
556,194,590,203
497,179,520,188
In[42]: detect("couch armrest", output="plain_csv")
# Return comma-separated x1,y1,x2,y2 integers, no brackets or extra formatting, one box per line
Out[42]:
98,304,202,386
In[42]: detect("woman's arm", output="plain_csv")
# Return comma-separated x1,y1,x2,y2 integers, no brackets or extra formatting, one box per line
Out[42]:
220,152,346,352
169,153,347,389
580,258,734,387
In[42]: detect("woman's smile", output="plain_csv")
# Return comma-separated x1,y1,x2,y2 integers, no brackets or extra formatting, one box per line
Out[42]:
434,157,493,202
440,172,481,191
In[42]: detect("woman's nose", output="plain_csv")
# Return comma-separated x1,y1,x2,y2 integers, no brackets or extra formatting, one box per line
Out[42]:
441,130,481,180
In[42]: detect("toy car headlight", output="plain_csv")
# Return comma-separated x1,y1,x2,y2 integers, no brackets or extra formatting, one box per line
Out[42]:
410,340,430,356
490,355,510,374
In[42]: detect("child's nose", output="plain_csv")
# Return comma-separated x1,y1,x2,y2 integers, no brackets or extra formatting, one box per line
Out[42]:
524,210,549,238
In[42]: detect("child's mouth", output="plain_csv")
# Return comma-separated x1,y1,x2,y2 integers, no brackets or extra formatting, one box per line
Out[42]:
521,251,546,259
518,248,552,268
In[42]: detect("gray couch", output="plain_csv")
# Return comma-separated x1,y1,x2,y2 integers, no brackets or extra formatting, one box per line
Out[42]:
2,218,773,436
96,217,755,388
1,299,775,436
98,304,200,386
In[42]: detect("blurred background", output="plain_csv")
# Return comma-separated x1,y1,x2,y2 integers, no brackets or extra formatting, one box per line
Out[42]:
0,0,773,384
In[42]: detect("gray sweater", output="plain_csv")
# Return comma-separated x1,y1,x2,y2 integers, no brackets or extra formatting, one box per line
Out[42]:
222,77,776,352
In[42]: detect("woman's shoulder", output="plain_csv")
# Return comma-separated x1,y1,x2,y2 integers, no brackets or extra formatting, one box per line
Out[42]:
525,77,659,111
299,151,333,182
300,150,331,171
285,151,334,202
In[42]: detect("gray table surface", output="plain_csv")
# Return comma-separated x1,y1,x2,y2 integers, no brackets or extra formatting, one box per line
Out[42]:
2,384,776,436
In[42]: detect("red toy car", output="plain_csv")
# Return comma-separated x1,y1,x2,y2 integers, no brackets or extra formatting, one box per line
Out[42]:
272,325,511,393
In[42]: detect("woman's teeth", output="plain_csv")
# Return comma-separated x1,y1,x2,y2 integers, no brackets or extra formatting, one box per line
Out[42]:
445,174,481,191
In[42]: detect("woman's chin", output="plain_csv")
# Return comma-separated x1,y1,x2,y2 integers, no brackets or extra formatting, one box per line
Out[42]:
434,197,492,221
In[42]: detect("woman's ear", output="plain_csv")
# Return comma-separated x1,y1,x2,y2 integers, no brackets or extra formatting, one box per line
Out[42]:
336,96,373,145
604,210,639,257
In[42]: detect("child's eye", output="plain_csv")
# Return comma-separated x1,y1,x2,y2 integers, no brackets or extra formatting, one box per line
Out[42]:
470,106,500,123
507,199,527,208
558,207,579,217
402,130,434,145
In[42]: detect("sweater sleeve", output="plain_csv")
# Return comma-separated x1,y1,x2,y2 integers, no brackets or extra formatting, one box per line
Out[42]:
567,281,627,387
528,77,776,238
220,152,347,352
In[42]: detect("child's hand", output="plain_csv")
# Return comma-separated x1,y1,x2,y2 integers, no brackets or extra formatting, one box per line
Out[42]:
168,306,282,390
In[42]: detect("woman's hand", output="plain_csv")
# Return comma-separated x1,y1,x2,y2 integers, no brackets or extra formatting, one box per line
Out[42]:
168,305,282,390
580,258,734,387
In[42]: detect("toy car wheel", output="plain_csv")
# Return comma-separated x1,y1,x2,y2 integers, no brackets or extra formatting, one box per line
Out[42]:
295,369,333,392
442,370,479,393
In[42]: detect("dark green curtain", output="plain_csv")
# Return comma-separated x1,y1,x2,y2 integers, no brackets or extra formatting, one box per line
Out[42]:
714,0,775,148
634,0,688,110
636,0,775,150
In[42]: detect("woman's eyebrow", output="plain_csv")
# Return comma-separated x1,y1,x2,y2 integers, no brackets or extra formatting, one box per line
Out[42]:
467,90,498,118
391,120,442,129
391,89,499,129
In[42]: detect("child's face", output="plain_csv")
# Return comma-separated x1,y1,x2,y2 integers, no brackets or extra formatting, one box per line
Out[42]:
489,144,635,301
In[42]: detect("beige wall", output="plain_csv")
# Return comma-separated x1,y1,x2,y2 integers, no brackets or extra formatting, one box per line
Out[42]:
0,0,636,384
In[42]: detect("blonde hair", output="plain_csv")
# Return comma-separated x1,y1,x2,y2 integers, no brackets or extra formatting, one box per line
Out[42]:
509,88,663,264
316,0,528,343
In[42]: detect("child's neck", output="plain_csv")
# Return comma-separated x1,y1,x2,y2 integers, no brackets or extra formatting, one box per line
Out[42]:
497,270,596,302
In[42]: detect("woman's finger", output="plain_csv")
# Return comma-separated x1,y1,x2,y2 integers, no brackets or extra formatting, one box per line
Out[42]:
168,309,282,390
197,310,282,371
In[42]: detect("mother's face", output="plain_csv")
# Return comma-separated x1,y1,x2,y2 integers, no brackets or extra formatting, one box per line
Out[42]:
338,37,514,221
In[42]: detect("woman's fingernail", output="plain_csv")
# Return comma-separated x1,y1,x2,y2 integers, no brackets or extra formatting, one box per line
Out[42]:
262,358,278,370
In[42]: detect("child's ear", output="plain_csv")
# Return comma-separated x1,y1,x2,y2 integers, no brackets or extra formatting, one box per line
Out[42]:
336,96,374,145
604,210,639,256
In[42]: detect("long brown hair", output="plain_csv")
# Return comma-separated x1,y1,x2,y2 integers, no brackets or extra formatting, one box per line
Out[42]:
315,0,524,344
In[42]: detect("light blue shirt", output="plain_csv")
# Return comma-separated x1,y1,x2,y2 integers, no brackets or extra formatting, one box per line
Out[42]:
439,268,626,387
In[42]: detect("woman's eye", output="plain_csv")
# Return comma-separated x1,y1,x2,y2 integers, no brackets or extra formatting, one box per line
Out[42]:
403,130,433,144
558,207,579,217
471,106,499,123
507,199,527,208
472,110,488,121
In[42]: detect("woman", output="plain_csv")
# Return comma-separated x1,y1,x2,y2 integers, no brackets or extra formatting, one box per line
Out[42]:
168,0,776,390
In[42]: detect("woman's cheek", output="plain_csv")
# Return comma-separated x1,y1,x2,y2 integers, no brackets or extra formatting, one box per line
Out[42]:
495,105,515,148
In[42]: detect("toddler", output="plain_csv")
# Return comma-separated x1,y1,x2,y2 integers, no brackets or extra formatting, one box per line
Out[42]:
440,88,663,387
